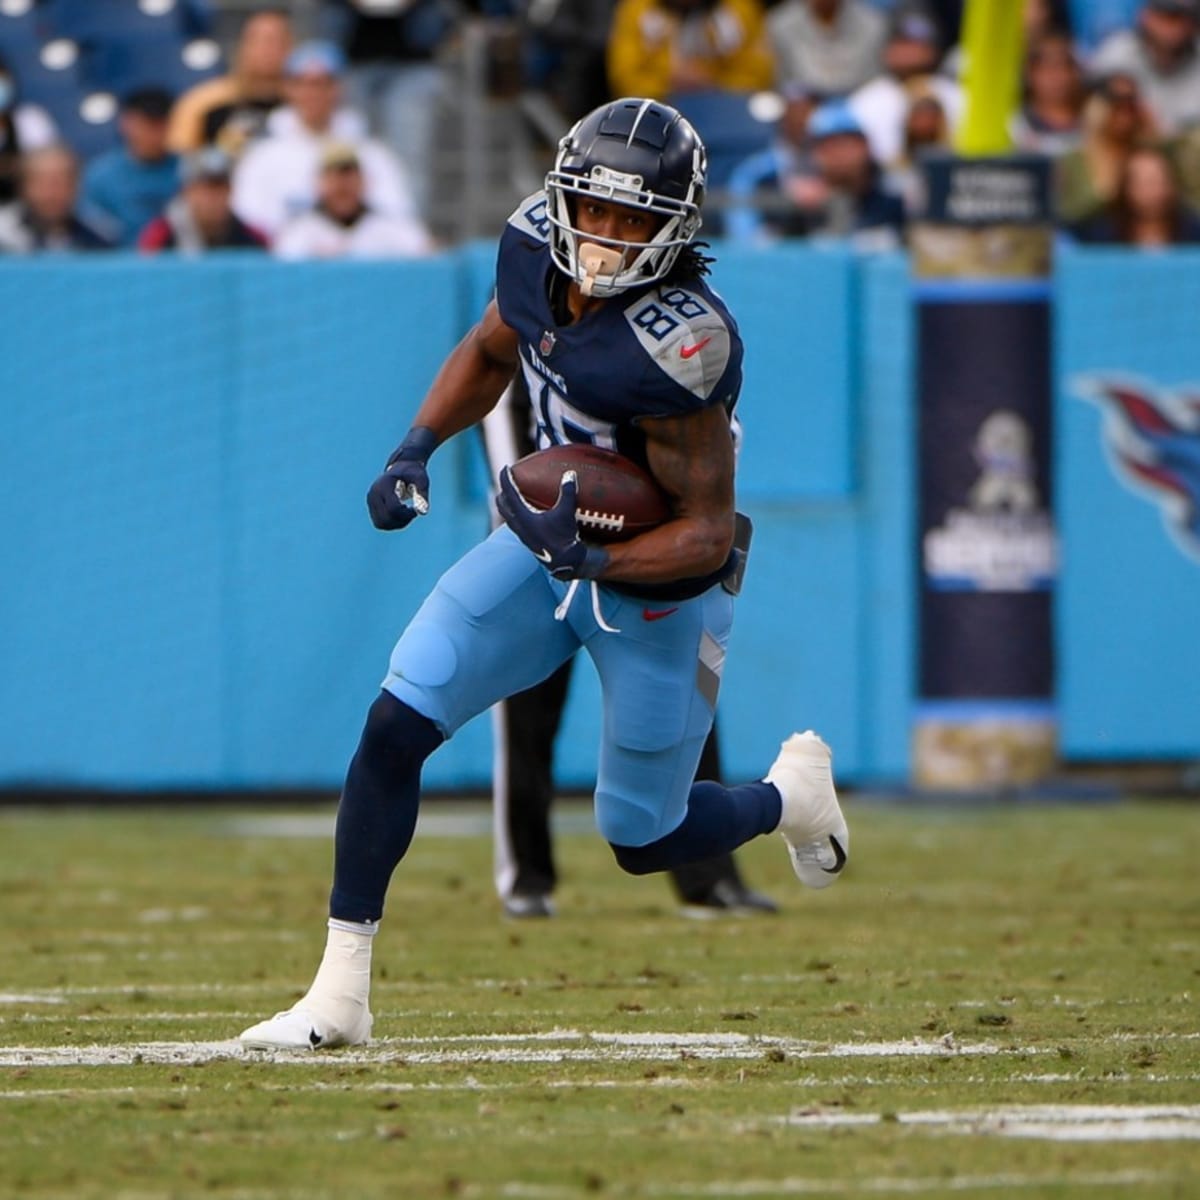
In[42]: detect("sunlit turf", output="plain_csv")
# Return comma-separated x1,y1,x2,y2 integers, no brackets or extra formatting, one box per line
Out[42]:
0,798,1197,1199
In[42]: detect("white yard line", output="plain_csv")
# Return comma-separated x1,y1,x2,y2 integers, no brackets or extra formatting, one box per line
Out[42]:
0,1076,698,1102
5,1070,1200,1105
501,1172,1178,1198
770,1103,1200,1142
640,1170,1176,1196
0,1031,1014,1069
5,1027,1200,1070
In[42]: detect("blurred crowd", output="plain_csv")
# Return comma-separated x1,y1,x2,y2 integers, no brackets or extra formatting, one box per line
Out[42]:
1,0,1199,258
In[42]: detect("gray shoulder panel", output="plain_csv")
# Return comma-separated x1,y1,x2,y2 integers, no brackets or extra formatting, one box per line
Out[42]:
621,285,733,402
505,190,552,244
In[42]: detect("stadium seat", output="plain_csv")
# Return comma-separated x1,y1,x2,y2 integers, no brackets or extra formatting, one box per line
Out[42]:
0,0,47,61
47,0,189,42
48,90,122,160
81,34,222,96
9,36,83,109
667,90,775,190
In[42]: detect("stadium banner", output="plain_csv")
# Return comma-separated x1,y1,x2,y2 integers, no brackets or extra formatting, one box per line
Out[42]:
1056,248,1200,760
910,155,1058,788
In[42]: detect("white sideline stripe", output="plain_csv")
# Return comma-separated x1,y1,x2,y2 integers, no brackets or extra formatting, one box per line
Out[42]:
770,1104,1200,1142
0,1032,1014,1069
222,809,594,840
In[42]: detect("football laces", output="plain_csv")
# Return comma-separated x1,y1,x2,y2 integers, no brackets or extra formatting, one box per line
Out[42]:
576,508,625,534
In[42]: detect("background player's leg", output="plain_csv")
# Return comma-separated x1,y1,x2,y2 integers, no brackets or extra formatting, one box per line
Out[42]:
493,659,575,916
481,377,566,915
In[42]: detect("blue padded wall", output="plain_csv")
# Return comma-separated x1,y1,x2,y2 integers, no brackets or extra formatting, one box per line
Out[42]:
1,261,232,783
0,247,919,791
1055,248,1200,759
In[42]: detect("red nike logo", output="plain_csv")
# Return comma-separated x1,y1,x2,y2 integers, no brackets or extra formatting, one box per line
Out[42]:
642,606,679,622
679,337,711,359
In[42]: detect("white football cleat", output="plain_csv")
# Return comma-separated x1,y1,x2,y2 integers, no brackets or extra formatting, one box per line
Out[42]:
765,731,849,889
239,1003,372,1052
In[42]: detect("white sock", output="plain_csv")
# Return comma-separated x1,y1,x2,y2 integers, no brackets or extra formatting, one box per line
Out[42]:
299,918,377,1027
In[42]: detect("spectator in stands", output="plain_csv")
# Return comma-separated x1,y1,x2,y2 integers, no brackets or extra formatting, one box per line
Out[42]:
1024,0,1074,40
1011,32,1086,158
884,85,949,214
81,89,179,247
725,85,817,242
847,8,962,168
767,0,887,100
273,141,434,260
1056,71,1158,221
607,0,776,101
232,40,422,242
521,0,618,121
1069,141,1200,242
321,1,454,220
1168,120,1200,207
727,99,904,246
139,148,268,254
1068,0,1140,57
168,7,294,157
0,56,58,203
0,145,113,253
1090,0,1200,134
801,100,905,246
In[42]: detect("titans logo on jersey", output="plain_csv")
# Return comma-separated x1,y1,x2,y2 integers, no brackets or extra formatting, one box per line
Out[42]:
496,192,744,473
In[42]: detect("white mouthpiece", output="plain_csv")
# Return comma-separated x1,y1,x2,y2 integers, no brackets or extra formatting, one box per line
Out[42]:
578,242,624,296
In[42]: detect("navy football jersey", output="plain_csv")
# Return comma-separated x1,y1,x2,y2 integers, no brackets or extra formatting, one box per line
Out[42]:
494,191,745,600
495,191,744,477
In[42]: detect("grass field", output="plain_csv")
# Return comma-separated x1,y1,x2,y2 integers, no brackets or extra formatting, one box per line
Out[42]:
1,798,1198,1199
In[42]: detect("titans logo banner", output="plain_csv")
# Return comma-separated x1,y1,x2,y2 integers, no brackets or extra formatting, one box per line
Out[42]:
1076,376,1200,564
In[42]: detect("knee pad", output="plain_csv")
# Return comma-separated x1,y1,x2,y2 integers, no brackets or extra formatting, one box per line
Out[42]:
609,840,661,877
594,786,666,850
358,691,443,772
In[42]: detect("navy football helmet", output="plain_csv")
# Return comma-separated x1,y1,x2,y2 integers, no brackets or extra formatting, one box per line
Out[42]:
545,97,707,298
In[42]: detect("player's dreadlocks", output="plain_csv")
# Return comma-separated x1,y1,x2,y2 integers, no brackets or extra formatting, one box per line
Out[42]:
666,241,715,285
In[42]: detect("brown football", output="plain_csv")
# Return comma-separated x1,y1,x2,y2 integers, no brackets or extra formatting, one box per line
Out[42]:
508,444,672,543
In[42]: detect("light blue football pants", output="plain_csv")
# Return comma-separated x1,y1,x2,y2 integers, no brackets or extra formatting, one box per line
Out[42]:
382,526,733,847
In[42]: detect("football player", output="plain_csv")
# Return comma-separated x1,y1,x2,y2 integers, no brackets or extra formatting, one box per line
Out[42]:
240,97,849,1051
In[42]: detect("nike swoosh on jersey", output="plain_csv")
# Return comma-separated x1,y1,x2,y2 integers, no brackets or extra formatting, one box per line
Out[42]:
642,606,679,621
534,548,553,563
679,337,712,359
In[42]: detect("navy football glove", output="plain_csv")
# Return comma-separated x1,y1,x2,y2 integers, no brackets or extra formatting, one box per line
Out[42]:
497,467,609,581
367,426,436,530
